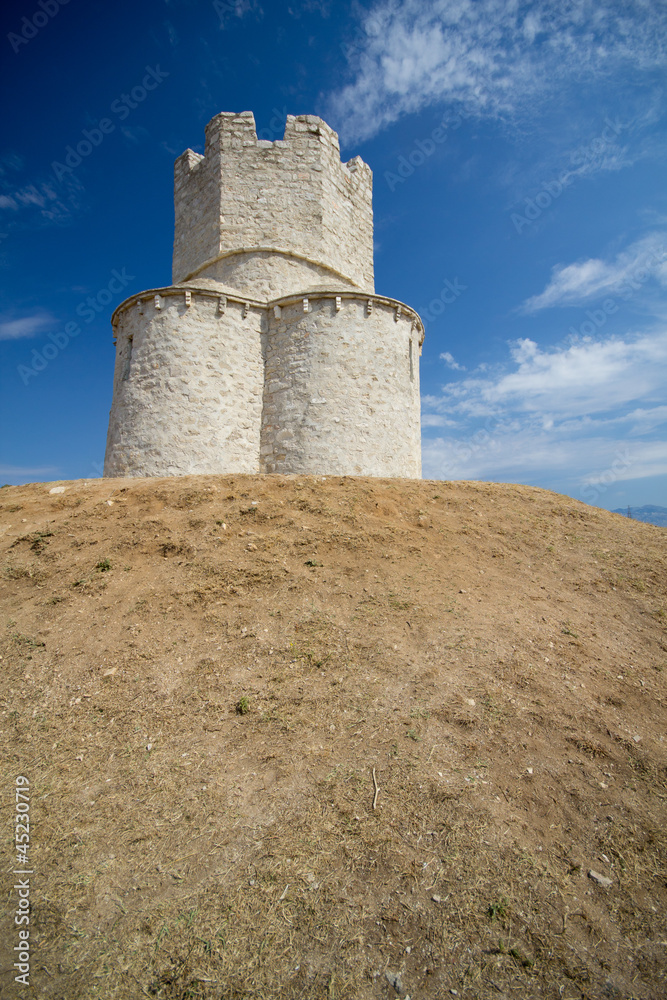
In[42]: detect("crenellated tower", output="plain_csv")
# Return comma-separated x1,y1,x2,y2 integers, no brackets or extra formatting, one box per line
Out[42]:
172,112,374,297
104,111,424,479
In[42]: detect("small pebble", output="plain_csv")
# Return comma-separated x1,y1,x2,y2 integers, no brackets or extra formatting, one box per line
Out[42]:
588,869,613,888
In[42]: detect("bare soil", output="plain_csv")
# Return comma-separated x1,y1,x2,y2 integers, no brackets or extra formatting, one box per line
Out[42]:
0,473,666,1000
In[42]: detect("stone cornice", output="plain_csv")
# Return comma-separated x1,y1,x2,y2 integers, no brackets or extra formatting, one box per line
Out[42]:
111,285,424,342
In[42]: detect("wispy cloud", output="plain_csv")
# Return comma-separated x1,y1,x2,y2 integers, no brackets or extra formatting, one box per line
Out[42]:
288,0,331,15
0,312,56,341
0,169,85,231
164,19,180,46
422,413,458,428
521,234,667,312
0,183,59,213
0,464,59,479
120,126,151,145
440,350,465,371
422,427,666,490
326,0,667,143
421,328,667,494
214,0,262,28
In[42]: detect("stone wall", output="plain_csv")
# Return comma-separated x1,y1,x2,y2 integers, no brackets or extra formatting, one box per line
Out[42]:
172,112,374,294
104,289,265,477
104,286,423,479
261,294,422,477
183,249,359,302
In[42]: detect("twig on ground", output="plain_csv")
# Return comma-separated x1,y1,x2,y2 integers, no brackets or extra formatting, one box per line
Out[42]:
372,767,380,810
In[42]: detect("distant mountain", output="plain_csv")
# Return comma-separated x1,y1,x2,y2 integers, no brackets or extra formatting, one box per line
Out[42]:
611,505,667,527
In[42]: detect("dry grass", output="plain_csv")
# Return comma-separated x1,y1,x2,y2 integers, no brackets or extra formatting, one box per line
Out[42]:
0,474,666,999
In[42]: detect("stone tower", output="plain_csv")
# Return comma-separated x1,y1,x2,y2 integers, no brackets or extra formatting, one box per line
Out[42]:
103,111,424,478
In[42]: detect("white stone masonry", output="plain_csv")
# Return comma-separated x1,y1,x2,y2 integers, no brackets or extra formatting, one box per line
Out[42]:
104,111,424,478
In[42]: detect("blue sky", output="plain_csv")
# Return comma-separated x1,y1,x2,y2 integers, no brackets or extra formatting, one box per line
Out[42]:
1,0,665,511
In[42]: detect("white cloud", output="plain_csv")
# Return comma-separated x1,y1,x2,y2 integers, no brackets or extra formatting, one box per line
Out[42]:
491,333,667,415
422,428,666,492
522,234,667,312
440,350,465,370
288,0,331,15
0,183,59,214
421,328,667,495
422,413,458,428
120,126,151,145
327,0,667,143
0,175,84,229
579,441,667,486
0,465,59,478
214,0,261,28
0,312,55,341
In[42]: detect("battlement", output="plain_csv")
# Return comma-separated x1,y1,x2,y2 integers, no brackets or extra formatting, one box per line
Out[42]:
172,111,374,295
201,110,343,154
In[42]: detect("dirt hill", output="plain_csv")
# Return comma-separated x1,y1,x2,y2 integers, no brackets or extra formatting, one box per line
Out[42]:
1,474,666,1000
